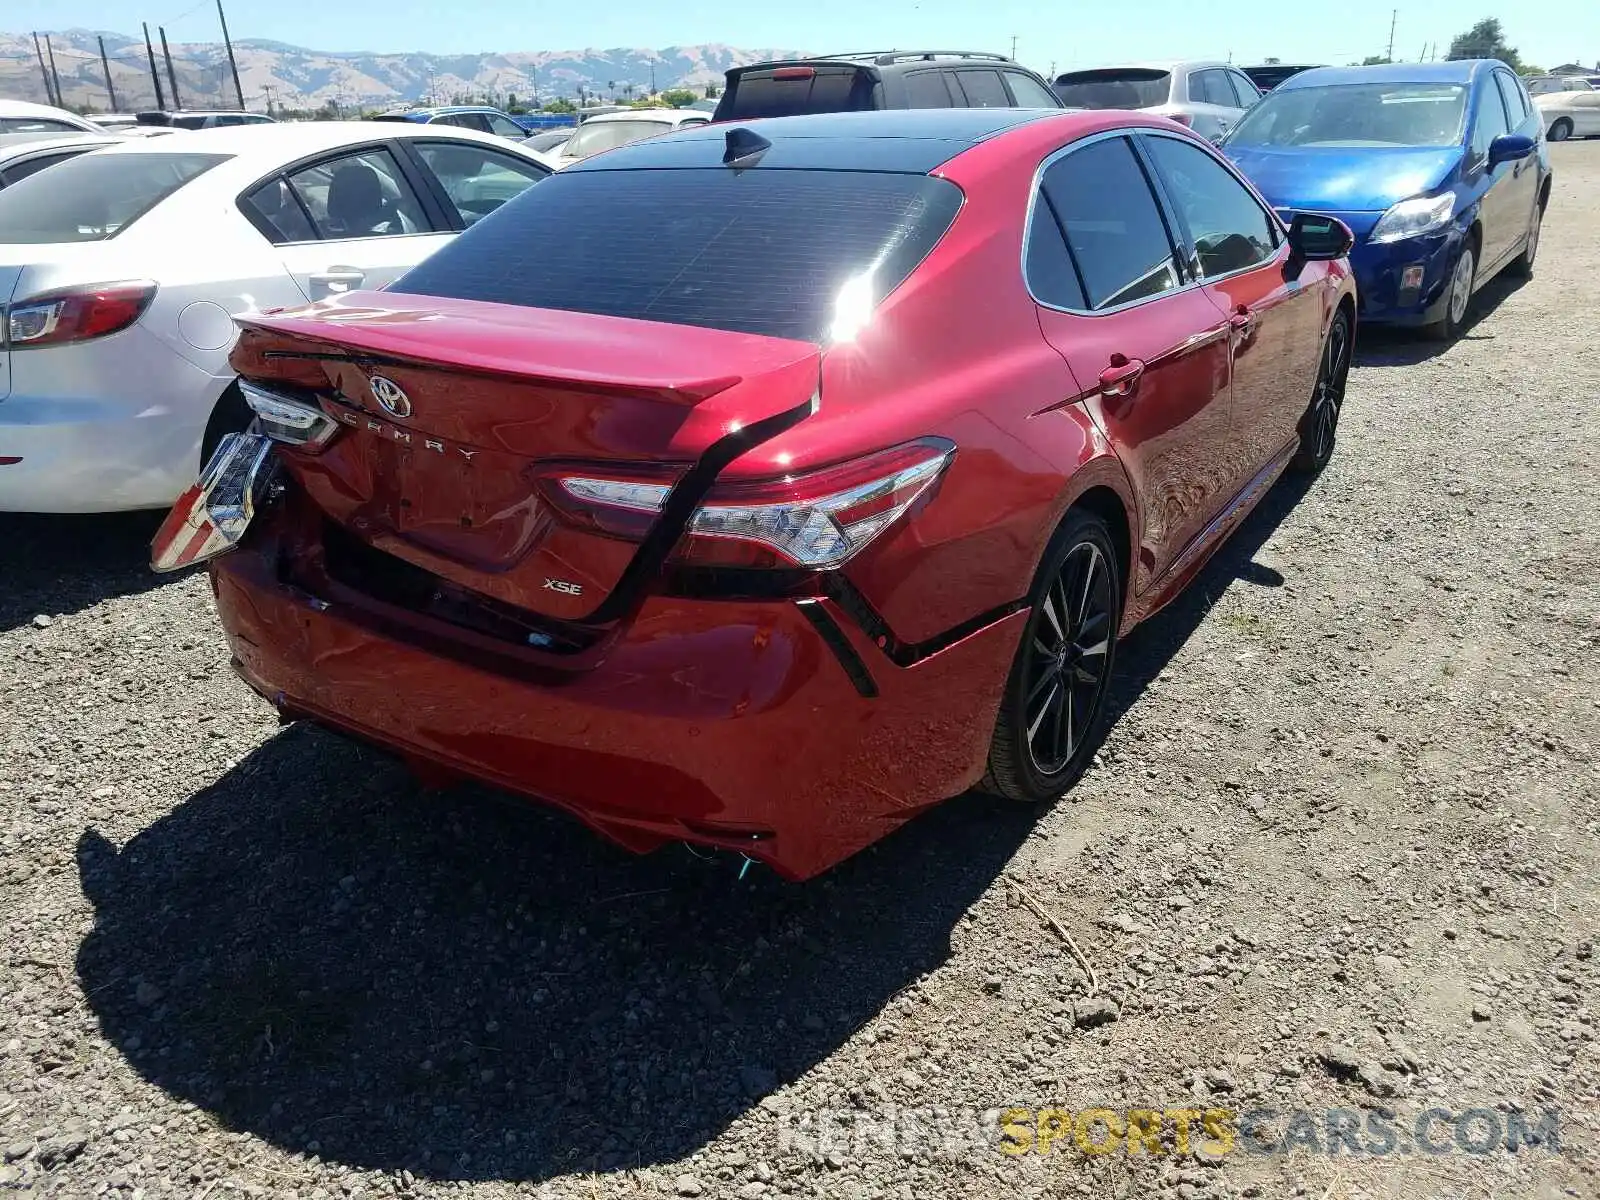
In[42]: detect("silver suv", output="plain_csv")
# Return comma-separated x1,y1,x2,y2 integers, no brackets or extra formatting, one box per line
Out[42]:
1052,60,1261,140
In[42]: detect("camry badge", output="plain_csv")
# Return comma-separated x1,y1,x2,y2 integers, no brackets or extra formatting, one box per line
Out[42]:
369,375,412,419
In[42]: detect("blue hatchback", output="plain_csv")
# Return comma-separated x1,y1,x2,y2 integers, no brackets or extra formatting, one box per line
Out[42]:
1221,61,1550,339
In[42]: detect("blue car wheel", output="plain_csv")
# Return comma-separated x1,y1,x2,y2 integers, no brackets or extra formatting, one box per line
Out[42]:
1426,241,1476,341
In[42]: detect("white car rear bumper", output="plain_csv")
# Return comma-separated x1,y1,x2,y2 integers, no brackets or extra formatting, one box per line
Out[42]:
0,384,222,513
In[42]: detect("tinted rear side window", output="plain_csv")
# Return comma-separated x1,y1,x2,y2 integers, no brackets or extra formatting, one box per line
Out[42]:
717,67,873,119
0,151,227,243
954,70,1011,108
1053,69,1171,109
1039,137,1181,310
904,71,953,108
396,169,963,343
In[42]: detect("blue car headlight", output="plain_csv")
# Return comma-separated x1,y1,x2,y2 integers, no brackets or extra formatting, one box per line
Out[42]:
1368,193,1455,244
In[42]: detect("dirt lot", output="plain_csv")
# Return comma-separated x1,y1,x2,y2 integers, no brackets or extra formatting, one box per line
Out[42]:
2,144,1598,1200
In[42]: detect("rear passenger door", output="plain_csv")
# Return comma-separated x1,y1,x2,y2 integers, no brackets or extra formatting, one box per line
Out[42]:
1028,133,1236,589
239,143,454,300
1140,130,1323,484
1187,69,1243,138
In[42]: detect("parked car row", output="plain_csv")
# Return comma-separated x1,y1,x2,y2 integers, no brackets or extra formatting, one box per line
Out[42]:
0,121,552,512
0,53,1564,880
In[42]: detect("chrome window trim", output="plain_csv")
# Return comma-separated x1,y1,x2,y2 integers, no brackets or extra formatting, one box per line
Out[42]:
1019,128,1191,318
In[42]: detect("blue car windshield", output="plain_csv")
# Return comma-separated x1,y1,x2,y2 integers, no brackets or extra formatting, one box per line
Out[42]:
1226,82,1468,148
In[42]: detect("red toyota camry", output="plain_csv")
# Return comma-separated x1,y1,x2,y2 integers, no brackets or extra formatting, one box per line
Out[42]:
153,109,1355,880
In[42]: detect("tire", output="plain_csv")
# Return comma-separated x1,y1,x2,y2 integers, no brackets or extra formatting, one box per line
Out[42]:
1506,194,1544,279
1292,307,1351,473
1424,240,1476,342
1548,118,1572,143
983,511,1122,803
199,383,254,470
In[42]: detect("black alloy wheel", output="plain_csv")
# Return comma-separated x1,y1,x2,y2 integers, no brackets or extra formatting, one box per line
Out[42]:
1294,308,1351,472
984,511,1121,802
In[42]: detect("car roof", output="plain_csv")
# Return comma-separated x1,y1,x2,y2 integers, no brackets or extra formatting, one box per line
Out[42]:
565,108,1071,174
0,133,117,161
581,108,701,125
74,119,549,181
1057,60,1228,75
407,105,507,116
1277,60,1492,90
733,50,1027,74
0,99,89,118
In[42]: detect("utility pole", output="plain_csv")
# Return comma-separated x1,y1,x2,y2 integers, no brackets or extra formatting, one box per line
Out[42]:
217,0,246,109
1010,35,1018,61
261,83,277,115
44,35,64,110
649,63,656,97
32,33,56,106
99,35,119,111
144,23,166,110
1386,9,1397,62
160,26,182,111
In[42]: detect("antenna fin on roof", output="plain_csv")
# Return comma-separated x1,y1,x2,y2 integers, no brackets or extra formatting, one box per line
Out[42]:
723,127,771,167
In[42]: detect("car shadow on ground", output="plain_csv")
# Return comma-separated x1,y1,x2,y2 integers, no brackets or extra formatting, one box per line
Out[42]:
0,511,178,633
1352,272,1529,368
71,467,1321,1185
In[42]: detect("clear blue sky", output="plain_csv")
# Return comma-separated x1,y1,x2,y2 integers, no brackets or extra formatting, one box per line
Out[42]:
6,0,1595,72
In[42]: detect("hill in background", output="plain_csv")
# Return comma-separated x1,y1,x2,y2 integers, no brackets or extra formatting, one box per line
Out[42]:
0,29,805,112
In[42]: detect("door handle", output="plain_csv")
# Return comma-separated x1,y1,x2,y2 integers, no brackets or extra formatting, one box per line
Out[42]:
1099,354,1145,399
309,266,366,295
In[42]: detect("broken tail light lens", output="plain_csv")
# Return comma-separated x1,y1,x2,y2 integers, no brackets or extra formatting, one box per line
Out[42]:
150,432,278,573
4,281,156,349
545,438,955,569
240,379,339,448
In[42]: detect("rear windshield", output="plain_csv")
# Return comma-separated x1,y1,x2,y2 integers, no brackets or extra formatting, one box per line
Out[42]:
1226,82,1469,148
561,119,672,160
395,168,963,343
1052,68,1172,109
715,67,874,119
0,151,227,243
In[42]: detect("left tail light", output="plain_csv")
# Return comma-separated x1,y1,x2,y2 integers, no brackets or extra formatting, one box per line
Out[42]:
542,437,955,570
4,281,156,349
240,380,340,449
150,432,278,573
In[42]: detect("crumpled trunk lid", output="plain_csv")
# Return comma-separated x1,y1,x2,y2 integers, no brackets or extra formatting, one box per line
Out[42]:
231,290,819,624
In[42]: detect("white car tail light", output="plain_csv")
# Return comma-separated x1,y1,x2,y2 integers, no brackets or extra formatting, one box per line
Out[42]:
4,281,156,349
240,380,340,448
545,438,955,569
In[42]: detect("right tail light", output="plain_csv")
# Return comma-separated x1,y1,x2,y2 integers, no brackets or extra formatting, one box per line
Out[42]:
542,438,956,570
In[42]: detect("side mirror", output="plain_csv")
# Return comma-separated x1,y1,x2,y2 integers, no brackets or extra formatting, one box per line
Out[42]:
1287,212,1354,262
1488,132,1535,166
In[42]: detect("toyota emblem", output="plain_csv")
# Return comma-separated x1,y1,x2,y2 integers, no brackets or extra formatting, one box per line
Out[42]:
369,375,412,418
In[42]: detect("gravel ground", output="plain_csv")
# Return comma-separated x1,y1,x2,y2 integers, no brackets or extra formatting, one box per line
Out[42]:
2,144,1597,1200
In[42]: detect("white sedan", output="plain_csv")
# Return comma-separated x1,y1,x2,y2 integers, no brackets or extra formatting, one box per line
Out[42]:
0,121,552,513
1531,78,1600,141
